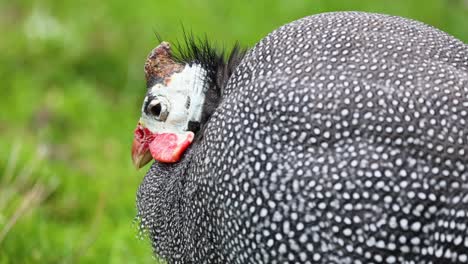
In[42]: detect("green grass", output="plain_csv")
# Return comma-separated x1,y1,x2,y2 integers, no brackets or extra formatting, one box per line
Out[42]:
0,0,466,263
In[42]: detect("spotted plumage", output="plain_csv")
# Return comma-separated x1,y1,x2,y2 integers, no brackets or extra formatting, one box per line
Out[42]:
136,11,468,263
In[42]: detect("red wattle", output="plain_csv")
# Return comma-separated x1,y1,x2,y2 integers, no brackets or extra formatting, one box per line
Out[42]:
148,132,194,163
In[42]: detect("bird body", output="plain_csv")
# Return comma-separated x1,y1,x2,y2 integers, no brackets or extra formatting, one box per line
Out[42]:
134,12,468,263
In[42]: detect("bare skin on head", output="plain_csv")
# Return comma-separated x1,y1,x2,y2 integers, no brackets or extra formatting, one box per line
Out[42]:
132,42,207,167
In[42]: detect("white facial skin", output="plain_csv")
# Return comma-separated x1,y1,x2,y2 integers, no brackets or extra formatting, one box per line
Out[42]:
140,64,208,134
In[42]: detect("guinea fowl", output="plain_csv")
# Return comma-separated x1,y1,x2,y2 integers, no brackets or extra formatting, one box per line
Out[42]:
131,12,468,264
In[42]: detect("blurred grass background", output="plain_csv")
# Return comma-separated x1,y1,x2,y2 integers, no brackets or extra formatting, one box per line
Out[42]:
0,0,466,263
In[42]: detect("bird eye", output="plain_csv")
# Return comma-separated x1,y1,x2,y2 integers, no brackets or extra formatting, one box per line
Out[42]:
149,101,162,116
147,98,169,121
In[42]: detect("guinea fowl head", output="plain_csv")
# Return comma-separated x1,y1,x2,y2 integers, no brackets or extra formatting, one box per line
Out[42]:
132,37,246,167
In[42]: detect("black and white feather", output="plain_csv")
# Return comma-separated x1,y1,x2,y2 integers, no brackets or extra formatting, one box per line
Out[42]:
137,12,468,264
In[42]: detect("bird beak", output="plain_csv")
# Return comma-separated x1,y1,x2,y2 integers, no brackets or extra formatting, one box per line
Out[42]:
131,122,195,168
132,139,154,169
132,123,154,169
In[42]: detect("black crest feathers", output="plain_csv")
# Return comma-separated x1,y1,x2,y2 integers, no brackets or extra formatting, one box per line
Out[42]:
172,31,248,95
153,30,248,134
